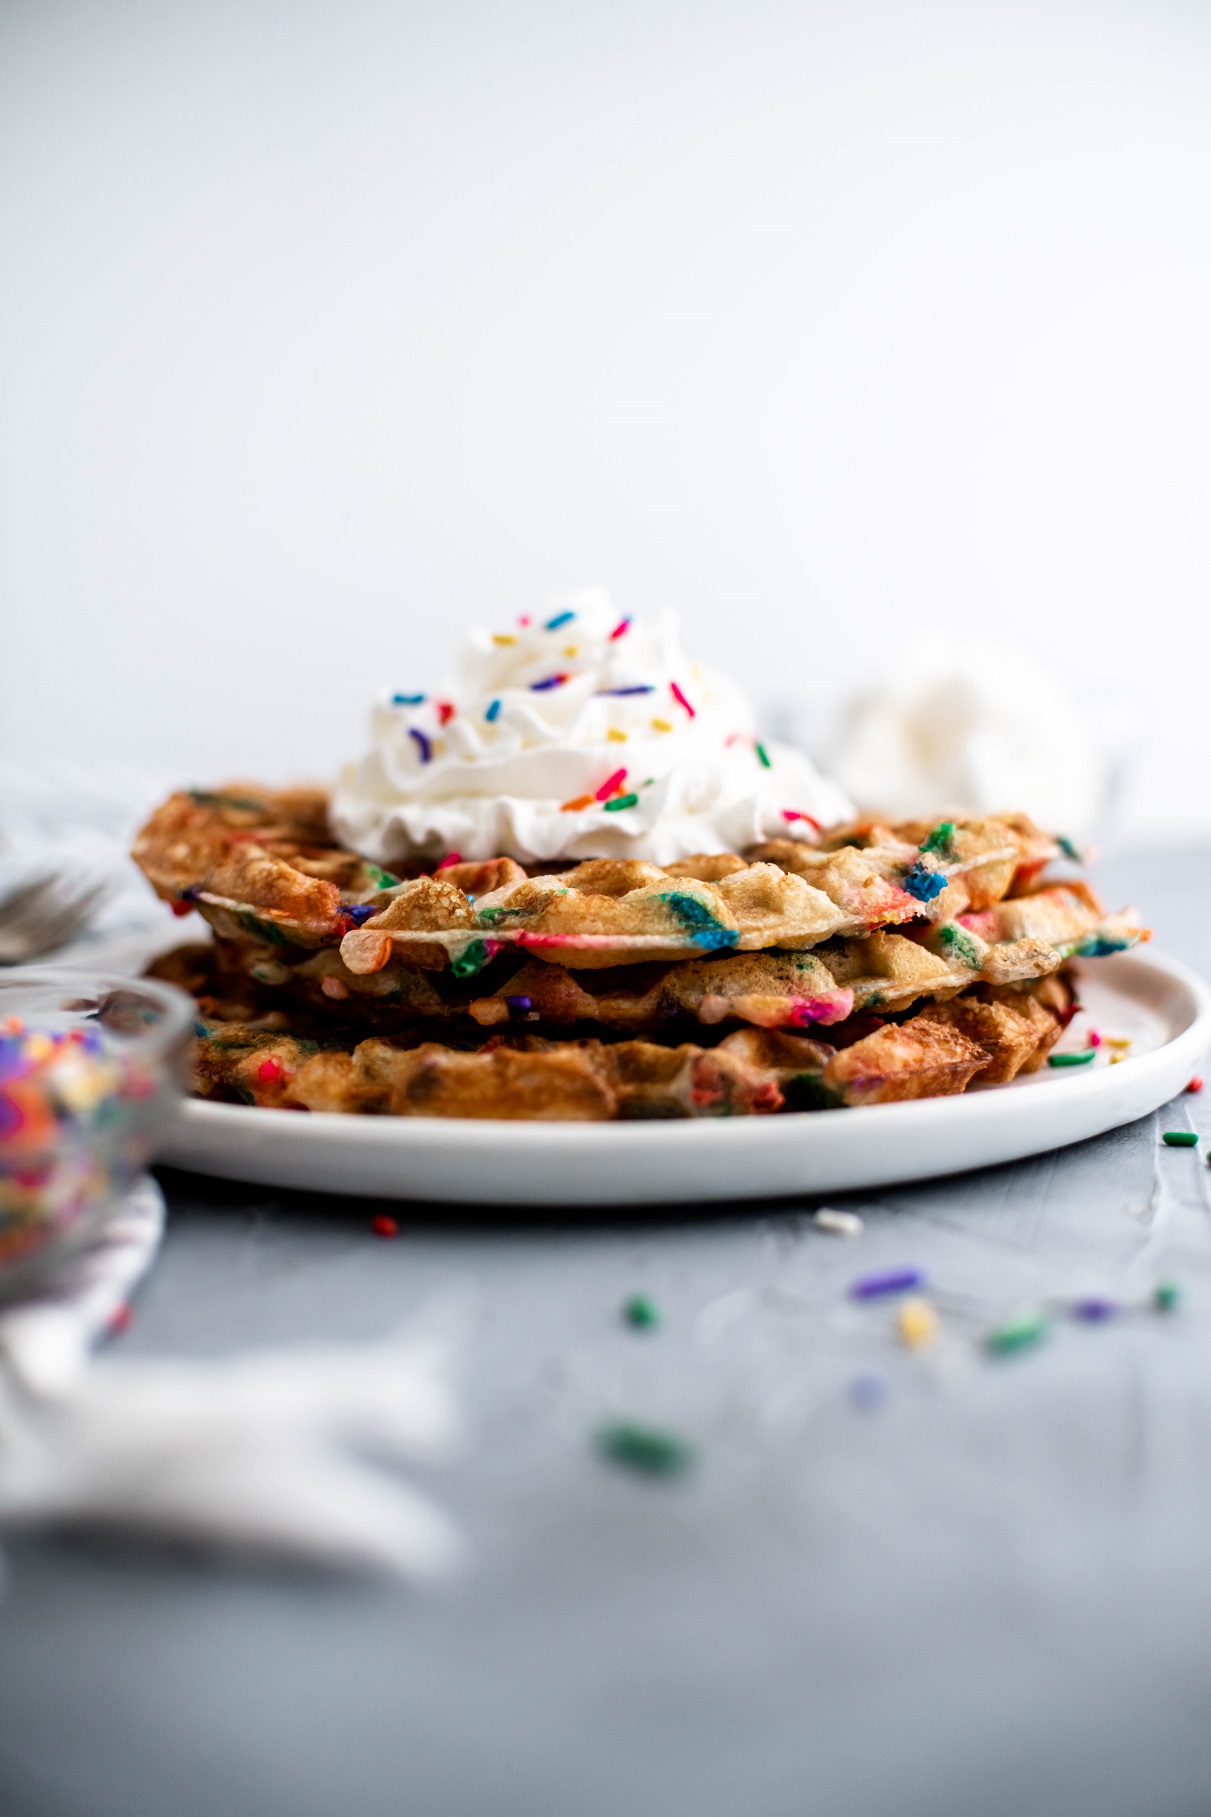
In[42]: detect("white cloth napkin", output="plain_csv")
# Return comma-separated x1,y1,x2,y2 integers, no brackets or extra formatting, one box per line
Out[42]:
0,1179,461,1577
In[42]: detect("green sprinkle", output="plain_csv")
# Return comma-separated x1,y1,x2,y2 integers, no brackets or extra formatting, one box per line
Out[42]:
1058,835,1083,863
596,1421,695,1478
622,1294,660,1330
187,788,265,813
368,866,399,889
919,820,956,857
451,938,495,978
1048,1051,1096,1068
1154,1280,1181,1313
985,1310,1050,1356
1163,1130,1199,1147
755,742,771,769
603,792,640,812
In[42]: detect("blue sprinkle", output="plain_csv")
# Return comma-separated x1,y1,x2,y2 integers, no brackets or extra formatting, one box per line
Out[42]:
409,727,433,763
530,674,568,691
1058,835,1083,863
545,610,576,630
851,1266,926,1299
485,698,502,722
660,892,740,952
345,904,377,927
596,686,655,696
506,995,532,1013
901,859,947,903
392,692,426,705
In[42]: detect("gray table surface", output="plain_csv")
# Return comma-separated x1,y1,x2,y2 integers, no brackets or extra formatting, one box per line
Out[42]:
2,848,1211,1817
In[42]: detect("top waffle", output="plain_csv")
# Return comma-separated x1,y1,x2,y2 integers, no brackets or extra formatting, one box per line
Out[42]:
133,789,1060,972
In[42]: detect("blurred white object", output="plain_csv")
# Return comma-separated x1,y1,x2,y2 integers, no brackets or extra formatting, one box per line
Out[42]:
830,640,1108,839
0,1177,461,1578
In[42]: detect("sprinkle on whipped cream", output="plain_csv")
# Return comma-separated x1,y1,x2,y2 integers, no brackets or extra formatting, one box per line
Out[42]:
331,589,853,866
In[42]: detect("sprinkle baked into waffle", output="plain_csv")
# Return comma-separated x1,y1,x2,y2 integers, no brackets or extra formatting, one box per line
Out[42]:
134,785,1148,1120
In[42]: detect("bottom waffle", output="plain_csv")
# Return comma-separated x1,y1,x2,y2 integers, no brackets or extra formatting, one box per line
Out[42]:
184,975,1073,1120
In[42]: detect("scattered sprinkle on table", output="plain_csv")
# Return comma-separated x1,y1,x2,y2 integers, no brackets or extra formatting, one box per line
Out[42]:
1154,1281,1181,1313
984,1310,1049,1356
1163,1131,1199,1147
851,1266,925,1299
1071,1296,1117,1322
849,1374,888,1412
596,1421,695,1478
1048,1051,1095,1068
622,1294,660,1330
370,1215,399,1239
813,1207,864,1237
896,1297,939,1349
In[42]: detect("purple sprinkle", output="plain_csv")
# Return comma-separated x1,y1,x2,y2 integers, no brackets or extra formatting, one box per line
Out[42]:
545,610,576,630
1072,1296,1117,1322
850,1266,926,1300
409,727,433,763
485,698,502,722
392,692,426,705
0,1091,21,1139
850,1373,889,1412
596,686,655,696
505,995,532,1013
0,1040,31,1084
345,904,377,927
530,674,568,692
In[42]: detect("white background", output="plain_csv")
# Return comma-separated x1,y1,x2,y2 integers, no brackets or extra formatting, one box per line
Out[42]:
2,0,1208,843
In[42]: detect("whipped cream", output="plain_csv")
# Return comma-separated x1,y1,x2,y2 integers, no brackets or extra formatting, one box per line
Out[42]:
333,590,852,866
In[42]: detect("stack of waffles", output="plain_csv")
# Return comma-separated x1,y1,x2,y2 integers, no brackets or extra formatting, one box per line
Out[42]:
133,789,1148,1121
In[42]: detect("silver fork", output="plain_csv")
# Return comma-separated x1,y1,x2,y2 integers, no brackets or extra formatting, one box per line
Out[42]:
0,871,114,964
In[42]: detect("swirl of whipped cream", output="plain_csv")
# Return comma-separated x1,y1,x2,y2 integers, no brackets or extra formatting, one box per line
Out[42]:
332,590,853,867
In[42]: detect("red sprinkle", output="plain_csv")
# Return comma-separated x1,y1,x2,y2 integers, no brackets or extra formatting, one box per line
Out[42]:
1087,1030,1102,1049
609,617,631,640
435,852,464,870
670,681,696,718
108,1303,134,1334
518,614,531,626
782,810,823,832
371,1215,400,1239
256,1055,285,1084
1188,1076,1205,1093
595,767,628,802
169,898,195,918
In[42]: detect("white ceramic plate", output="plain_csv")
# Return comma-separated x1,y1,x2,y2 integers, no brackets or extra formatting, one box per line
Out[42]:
153,950,1211,1208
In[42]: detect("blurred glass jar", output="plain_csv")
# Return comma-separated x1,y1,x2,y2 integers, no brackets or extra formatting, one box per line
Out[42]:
0,970,192,1284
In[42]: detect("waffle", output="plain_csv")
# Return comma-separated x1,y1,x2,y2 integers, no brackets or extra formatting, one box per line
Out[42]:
153,873,1143,1040
187,973,1072,1119
133,789,1053,972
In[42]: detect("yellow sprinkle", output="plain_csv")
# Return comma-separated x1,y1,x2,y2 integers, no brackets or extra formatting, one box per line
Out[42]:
607,728,627,743
1110,1052,1126,1065
492,633,516,646
1103,1036,1132,1050
432,738,445,757
651,717,673,733
896,1297,939,1349
563,645,579,659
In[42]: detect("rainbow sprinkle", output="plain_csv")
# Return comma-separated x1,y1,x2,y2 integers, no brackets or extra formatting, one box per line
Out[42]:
436,700,456,726
670,681,695,717
782,810,823,831
901,860,946,903
530,673,570,692
755,742,771,769
392,692,425,706
603,793,639,812
609,617,631,640
485,698,501,722
545,610,576,630
560,793,595,812
409,727,432,763
597,685,654,697
595,767,627,802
